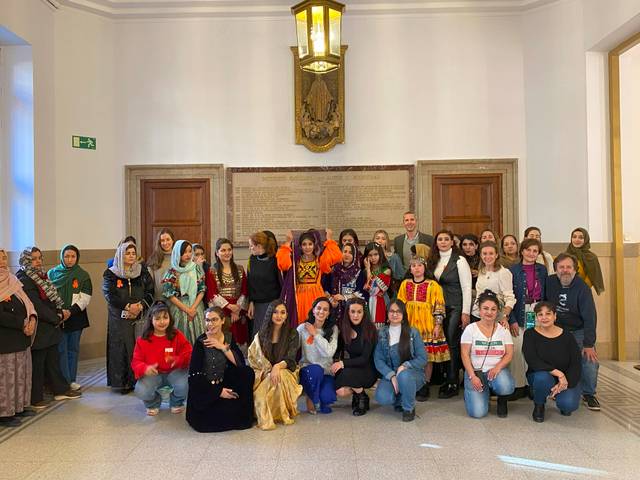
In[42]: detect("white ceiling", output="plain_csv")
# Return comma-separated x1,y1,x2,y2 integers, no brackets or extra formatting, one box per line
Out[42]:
50,0,561,19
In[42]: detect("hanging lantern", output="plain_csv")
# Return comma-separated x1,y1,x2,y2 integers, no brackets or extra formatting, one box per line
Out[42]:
291,0,345,74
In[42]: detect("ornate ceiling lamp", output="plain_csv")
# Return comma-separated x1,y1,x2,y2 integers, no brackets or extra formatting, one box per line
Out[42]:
291,0,345,74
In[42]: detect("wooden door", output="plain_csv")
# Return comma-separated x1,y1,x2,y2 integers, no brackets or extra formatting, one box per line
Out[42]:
432,174,502,237
141,179,211,260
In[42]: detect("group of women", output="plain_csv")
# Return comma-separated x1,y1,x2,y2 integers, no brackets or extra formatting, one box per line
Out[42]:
0,223,603,429
1,245,90,427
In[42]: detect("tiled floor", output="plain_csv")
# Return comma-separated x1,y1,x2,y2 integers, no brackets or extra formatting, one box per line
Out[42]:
1,360,639,480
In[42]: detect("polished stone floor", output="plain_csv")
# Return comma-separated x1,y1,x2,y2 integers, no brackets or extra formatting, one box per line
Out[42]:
1,360,639,480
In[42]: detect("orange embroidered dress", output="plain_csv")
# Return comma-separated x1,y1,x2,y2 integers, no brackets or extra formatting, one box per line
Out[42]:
276,240,342,324
397,279,450,363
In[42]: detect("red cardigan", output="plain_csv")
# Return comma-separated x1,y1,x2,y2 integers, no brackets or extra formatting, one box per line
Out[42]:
131,330,192,379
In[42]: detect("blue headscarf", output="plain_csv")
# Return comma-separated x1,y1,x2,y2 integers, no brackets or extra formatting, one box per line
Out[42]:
171,240,199,305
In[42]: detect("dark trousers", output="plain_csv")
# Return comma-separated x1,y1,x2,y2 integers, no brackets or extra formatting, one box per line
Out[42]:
443,306,462,384
31,344,70,403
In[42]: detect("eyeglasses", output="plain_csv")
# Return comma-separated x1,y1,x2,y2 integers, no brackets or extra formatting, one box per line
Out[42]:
388,309,402,315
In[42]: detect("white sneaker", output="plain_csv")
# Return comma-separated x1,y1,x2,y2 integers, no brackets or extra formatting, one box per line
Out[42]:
70,382,81,391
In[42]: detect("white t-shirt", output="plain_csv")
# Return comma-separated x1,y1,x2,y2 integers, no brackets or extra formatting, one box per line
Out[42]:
460,323,513,372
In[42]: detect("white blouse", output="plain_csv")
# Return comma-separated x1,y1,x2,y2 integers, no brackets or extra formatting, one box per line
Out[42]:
472,267,516,317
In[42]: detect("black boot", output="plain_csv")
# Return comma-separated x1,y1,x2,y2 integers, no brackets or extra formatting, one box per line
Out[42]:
416,383,430,402
402,408,416,422
352,392,365,416
532,404,545,423
351,393,358,410
361,391,370,412
438,383,459,399
496,396,508,418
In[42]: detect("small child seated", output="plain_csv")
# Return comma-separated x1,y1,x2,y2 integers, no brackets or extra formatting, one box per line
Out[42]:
131,301,192,416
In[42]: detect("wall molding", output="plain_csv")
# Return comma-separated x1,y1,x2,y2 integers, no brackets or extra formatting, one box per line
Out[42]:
57,0,560,19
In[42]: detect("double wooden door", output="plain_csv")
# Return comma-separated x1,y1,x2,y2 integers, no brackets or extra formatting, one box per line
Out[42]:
431,174,502,237
141,179,211,260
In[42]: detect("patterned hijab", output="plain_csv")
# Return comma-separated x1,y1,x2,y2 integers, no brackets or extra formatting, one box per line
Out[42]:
19,247,65,309
171,240,199,304
566,228,605,295
109,242,142,279
330,243,361,294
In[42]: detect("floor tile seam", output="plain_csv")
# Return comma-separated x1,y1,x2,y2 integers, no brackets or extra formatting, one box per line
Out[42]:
600,362,640,385
0,367,106,444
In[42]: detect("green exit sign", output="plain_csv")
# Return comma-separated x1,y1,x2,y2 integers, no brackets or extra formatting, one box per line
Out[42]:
72,135,96,150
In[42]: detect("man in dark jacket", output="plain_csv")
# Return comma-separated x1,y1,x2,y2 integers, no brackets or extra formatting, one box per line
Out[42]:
393,211,434,269
546,253,600,411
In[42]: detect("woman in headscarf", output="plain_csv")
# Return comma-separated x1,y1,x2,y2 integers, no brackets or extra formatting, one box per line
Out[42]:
162,240,206,344
17,247,80,408
323,242,366,324
48,244,93,390
566,228,605,295
0,248,37,427
103,241,155,394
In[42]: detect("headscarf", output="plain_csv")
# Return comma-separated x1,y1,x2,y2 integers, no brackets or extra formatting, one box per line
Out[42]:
566,228,605,295
170,240,199,305
330,243,361,295
48,244,92,307
109,242,142,279
0,249,38,322
19,247,65,309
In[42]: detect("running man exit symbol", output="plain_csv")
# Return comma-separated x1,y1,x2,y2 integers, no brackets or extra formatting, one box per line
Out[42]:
72,136,96,150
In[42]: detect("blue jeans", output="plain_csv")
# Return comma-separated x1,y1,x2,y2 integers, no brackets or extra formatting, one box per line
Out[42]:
134,369,188,409
375,368,425,412
464,369,515,418
58,330,83,383
527,371,581,414
571,329,599,396
300,364,336,412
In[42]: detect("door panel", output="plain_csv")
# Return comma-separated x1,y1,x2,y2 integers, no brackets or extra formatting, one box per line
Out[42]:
432,174,502,237
141,179,211,260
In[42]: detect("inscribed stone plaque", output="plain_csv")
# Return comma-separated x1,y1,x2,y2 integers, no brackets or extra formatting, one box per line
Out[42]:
227,166,414,245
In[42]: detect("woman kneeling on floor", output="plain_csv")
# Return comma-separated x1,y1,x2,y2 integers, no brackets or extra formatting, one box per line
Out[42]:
522,301,582,423
297,297,339,415
248,300,302,430
186,306,255,432
374,300,427,422
131,302,192,416
461,290,515,419
332,297,377,416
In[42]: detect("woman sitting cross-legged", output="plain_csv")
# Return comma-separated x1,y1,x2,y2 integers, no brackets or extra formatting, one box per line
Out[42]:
374,300,427,422
331,297,377,416
522,301,582,423
297,297,338,414
461,290,515,419
186,306,255,432
248,300,302,430
131,302,192,416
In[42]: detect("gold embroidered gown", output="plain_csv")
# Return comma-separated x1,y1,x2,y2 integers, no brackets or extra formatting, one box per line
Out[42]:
247,329,302,430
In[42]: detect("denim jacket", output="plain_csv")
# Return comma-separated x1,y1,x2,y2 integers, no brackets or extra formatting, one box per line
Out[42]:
374,325,427,380
509,262,547,327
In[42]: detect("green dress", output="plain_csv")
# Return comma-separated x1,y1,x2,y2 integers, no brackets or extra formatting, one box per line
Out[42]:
162,266,206,344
